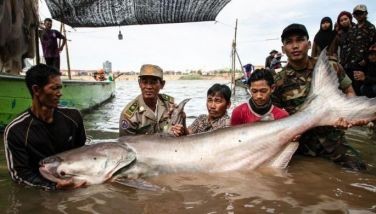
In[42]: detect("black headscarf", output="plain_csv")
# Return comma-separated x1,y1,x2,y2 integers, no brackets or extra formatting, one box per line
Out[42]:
314,17,336,50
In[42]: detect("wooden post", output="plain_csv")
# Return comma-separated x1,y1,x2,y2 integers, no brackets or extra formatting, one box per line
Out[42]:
35,25,40,64
62,24,71,80
231,19,238,95
34,0,40,65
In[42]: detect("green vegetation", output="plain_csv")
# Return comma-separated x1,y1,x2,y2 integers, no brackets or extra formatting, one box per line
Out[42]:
178,74,203,80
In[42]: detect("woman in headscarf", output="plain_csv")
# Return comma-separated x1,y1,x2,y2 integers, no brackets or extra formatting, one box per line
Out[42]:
328,11,354,61
311,17,336,57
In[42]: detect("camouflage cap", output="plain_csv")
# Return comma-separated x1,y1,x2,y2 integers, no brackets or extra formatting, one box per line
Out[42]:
139,64,163,79
353,4,367,12
281,23,309,42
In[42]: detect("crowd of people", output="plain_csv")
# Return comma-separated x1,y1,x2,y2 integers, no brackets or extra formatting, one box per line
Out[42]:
3,4,376,190
265,4,376,98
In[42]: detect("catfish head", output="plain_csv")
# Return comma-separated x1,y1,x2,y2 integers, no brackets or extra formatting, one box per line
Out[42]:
39,143,136,185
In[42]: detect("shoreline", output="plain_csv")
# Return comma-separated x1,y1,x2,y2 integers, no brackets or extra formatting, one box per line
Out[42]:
62,73,241,81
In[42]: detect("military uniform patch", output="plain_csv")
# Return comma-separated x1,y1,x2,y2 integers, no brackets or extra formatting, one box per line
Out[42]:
125,102,138,118
121,120,129,129
160,94,174,103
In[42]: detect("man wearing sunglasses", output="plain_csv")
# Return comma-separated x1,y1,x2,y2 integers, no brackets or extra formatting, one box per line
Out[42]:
119,64,184,137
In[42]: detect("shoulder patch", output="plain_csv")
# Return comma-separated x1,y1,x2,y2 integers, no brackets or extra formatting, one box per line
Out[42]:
160,94,174,103
125,102,138,118
120,120,129,129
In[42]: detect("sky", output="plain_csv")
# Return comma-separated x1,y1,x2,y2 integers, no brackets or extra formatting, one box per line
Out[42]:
38,0,376,72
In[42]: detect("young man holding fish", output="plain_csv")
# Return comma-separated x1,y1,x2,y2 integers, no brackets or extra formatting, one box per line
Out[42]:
4,64,87,190
273,23,368,170
171,83,231,135
231,69,289,125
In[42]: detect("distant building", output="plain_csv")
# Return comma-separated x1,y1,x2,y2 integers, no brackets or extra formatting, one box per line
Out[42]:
103,60,112,73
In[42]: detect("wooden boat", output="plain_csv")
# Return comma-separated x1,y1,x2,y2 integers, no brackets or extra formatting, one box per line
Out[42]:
235,78,248,89
0,73,115,130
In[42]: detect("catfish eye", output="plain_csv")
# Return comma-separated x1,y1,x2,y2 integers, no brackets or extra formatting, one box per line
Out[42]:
93,157,97,160
60,171,66,176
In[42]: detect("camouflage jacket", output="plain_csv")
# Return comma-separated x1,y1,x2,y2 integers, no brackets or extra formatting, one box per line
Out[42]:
328,28,352,63
119,94,175,136
189,114,230,134
341,20,376,68
272,57,352,114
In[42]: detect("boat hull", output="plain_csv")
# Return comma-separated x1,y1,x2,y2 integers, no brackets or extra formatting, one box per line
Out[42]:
0,74,115,130
235,78,248,89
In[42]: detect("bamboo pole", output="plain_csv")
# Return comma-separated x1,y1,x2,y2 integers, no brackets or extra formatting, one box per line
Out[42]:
62,24,71,79
35,0,40,65
231,19,238,95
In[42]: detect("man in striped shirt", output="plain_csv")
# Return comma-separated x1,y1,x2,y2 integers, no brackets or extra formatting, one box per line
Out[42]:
4,64,86,190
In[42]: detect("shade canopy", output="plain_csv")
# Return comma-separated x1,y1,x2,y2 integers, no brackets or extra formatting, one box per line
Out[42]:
45,0,231,27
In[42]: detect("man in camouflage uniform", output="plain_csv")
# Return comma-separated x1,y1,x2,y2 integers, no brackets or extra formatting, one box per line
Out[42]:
119,64,184,136
341,4,376,95
272,23,367,170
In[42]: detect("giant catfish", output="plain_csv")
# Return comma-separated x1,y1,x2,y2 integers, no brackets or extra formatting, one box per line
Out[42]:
39,51,376,188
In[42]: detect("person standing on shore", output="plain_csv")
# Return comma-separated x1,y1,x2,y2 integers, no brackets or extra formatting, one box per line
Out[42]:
341,4,376,95
328,11,354,60
39,18,66,71
311,17,336,58
265,50,278,69
119,64,185,137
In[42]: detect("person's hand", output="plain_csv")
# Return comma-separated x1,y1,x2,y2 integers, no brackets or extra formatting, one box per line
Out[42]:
353,71,365,81
350,119,373,127
167,103,177,117
56,178,86,190
334,117,352,129
359,60,366,67
334,117,372,129
290,135,301,142
58,46,64,52
170,124,186,137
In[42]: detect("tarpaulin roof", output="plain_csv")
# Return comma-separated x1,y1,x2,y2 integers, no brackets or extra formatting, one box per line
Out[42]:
45,0,231,27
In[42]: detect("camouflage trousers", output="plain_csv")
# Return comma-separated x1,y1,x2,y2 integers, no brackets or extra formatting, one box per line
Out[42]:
297,126,366,170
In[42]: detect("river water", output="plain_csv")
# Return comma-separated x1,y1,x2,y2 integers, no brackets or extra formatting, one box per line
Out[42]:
1,80,375,213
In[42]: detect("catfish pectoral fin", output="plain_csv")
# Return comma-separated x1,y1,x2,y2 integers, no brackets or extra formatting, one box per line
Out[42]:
112,177,163,191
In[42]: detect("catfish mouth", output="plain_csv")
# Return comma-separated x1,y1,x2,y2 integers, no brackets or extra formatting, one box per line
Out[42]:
39,165,68,183
39,156,71,183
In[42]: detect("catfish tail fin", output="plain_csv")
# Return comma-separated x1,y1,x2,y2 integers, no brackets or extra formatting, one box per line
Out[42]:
303,49,376,126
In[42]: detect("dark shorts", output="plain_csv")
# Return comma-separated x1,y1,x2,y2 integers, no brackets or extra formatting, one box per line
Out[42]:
45,57,60,71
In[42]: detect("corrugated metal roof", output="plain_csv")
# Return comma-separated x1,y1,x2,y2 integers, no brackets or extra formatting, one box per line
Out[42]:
45,0,231,27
